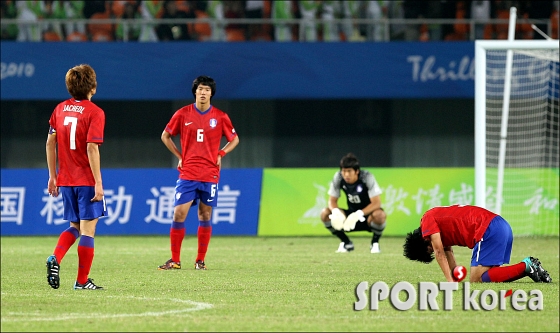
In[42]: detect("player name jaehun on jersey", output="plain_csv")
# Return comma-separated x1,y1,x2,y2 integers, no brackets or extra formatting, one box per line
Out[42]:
63,105,84,114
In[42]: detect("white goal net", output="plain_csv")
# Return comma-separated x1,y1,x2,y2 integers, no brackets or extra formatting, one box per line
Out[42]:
475,40,559,236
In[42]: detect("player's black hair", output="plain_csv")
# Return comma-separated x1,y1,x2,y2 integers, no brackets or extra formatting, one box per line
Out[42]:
340,153,360,171
403,227,434,264
192,75,216,99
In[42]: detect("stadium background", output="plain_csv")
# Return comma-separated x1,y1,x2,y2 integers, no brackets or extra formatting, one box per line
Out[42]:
1,41,557,237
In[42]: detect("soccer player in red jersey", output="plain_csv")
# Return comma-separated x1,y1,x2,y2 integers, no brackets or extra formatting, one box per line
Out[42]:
158,75,239,271
403,205,552,283
45,64,107,290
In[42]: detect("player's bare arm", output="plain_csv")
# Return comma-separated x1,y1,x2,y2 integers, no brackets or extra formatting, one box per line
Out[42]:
430,232,455,282
46,133,59,197
161,130,182,166
443,246,457,272
221,134,239,154
361,196,382,216
327,196,342,213
87,142,103,202
217,135,239,166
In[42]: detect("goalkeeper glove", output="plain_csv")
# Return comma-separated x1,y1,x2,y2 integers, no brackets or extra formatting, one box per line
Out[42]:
343,210,365,231
328,208,345,231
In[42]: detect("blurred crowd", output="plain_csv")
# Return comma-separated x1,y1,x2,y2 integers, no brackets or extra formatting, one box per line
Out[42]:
1,0,558,42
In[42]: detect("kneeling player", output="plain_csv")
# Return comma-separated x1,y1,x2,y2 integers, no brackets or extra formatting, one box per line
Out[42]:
403,204,552,283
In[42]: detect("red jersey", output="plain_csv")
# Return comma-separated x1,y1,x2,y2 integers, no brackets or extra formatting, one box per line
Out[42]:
165,104,237,183
420,205,497,249
49,98,105,186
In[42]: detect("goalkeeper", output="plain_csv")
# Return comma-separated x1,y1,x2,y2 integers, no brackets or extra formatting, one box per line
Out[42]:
320,153,387,253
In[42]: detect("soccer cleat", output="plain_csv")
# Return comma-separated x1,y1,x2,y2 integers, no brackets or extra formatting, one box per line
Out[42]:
523,256,552,282
370,242,381,254
530,257,552,283
523,257,540,282
158,259,181,270
335,242,354,253
194,260,207,270
74,278,103,290
46,255,60,289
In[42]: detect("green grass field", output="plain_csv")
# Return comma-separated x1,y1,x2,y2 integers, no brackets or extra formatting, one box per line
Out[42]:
1,235,558,332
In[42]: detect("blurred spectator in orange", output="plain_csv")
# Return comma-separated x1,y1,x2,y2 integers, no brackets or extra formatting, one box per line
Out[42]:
551,1,558,39
83,0,106,19
192,0,212,41
493,0,513,39
66,30,88,41
257,0,273,41
224,0,246,41
518,1,534,39
86,1,115,41
111,0,134,18
449,1,469,40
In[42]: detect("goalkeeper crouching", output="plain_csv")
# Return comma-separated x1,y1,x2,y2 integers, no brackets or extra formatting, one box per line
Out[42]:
320,153,387,253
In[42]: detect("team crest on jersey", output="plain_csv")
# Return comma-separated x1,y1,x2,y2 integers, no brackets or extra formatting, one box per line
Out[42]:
357,185,363,193
209,118,217,128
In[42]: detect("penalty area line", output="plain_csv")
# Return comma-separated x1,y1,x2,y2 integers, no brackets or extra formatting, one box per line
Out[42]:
2,297,213,322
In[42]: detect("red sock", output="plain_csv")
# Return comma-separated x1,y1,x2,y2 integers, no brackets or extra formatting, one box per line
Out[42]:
482,262,526,282
170,221,185,263
76,235,95,285
53,227,79,263
196,220,212,262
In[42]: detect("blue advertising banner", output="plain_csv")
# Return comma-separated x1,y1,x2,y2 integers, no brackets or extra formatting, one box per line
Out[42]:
0,168,262,236
1,41,475,100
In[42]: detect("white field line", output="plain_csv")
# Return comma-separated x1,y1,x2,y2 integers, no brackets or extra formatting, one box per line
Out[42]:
1,296,213,322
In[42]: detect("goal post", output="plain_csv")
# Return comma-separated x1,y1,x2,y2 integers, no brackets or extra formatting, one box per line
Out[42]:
474,39,559,235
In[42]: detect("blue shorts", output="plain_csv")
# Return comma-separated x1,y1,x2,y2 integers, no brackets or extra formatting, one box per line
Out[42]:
470,215,513,267
60,186,107,222
174,179,219,207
